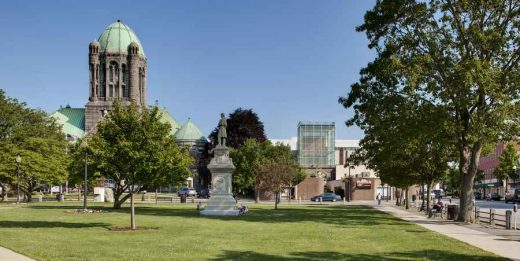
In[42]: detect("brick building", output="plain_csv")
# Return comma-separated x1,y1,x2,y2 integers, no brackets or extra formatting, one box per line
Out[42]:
477,142,520,196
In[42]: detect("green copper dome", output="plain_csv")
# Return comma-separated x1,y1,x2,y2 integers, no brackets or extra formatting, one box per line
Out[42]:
97,20,145,56
158,109,181,135
175,118,207,145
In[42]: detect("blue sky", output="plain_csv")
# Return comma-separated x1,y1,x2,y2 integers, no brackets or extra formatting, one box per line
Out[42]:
0,0,375,139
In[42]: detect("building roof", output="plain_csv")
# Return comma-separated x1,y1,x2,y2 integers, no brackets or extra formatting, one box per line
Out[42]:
175,118,207,143
158,108,181,135
271,137,298,150
97,20,145,56
335,139,360,148
50,107,85,139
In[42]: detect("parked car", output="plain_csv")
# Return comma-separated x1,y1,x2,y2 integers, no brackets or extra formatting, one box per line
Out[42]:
487,192,501,201
177,187,196,197
474,192,482,200
505,188,520,203
198,188,211,198
311,193,341,202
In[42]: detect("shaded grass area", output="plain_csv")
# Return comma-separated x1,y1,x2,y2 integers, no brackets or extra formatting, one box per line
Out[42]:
0,203,506,260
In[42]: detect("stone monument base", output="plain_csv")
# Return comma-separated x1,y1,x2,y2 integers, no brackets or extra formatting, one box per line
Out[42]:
200,195,239,216
200,209,239,216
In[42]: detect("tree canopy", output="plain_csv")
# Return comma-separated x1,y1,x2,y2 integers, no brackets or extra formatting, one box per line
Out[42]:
341,0,520,222
209,108,267,149
230,139,304,202
87,101,193,229
0,89,68,201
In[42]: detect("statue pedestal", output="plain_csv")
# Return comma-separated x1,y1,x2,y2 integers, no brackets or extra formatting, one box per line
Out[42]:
200,145,239,216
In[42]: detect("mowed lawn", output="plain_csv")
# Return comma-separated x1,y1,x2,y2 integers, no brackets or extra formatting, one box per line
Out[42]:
0,202,505,260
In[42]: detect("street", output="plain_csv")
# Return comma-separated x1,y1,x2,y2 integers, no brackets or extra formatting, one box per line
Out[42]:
445,198,520,227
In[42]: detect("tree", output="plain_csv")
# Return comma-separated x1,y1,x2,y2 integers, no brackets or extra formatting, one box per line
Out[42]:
88,101,193,229
0,89,68,202
256,156,304,210
342,0,520,222
67,140,101,201
230,139,271,200
494,143,519,187
208,108,267,149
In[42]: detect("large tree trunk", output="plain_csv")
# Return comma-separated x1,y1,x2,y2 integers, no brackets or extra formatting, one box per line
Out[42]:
405,187,409,210
457,143,481,223
255,189,260,204
420,183,425,211
274,192,279,210
426,183,432,213
400,188,405,207
130,192,136,230
0,183,8,202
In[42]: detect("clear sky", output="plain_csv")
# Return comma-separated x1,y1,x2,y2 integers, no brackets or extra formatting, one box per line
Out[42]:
0,0,375,139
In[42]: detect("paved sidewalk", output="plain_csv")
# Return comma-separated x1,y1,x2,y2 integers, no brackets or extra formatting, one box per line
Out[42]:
0,246,34,261
372,203,520,261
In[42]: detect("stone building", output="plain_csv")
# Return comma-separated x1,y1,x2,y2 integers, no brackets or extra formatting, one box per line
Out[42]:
51,20,207,189
85,20,147,132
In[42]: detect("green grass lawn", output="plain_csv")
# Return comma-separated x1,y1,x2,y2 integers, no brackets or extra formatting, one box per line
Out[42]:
0,202,506,260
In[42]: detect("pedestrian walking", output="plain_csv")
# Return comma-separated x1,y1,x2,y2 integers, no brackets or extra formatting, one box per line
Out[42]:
376,193,382,206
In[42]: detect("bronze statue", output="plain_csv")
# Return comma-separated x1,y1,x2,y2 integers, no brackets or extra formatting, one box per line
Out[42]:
218,113,227,146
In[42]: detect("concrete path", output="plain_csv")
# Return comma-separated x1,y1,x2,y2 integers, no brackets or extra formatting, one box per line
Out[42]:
373,204,520,261
0,246,34,261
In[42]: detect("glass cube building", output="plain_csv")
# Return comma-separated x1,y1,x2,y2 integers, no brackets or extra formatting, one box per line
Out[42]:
297,122,335,168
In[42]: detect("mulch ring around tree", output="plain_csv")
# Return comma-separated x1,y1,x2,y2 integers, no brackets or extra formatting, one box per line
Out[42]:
106,226,159,232
64,209,107,214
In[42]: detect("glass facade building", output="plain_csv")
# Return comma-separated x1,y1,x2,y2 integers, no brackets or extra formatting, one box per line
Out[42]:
297,122,335,168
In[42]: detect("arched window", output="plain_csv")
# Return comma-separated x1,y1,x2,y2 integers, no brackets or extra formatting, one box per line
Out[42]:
122,64,127,98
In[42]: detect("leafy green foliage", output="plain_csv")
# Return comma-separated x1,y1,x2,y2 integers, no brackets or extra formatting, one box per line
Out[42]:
87,100,193,210
230,139,304,202
0,89,68,201
342,0,520,222
494,143,519,182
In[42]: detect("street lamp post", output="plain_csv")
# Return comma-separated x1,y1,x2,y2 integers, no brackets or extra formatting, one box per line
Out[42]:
81,140,88,211
15,156,22,203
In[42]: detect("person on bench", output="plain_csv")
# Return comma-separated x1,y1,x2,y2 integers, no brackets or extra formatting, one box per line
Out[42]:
428,198,443,218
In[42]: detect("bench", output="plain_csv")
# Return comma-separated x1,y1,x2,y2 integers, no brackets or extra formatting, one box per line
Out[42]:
431,206,444,219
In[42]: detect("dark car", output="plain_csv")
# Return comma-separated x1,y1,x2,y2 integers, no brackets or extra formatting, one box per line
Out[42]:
311,193,341,202
474,192,482,200
489,192,502,201
198,188,211,198
505,188,520,203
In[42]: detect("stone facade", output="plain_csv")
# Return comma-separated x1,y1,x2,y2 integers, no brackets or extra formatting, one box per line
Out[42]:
84,26,147,133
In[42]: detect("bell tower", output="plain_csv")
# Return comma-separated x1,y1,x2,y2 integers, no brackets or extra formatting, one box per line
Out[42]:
84,20,147,132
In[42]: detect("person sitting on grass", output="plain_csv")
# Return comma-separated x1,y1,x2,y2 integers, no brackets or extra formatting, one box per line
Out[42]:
428,198,443,218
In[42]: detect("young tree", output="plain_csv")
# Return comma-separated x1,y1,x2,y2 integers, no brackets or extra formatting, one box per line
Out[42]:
342,0,520,222
88,101,193,229
494,143,520,188
256,157,304,210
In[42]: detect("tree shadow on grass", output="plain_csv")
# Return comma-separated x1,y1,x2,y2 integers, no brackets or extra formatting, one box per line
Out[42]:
26,204,410,227
0,221,109,229
39,204,404,225
211,250,506,261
